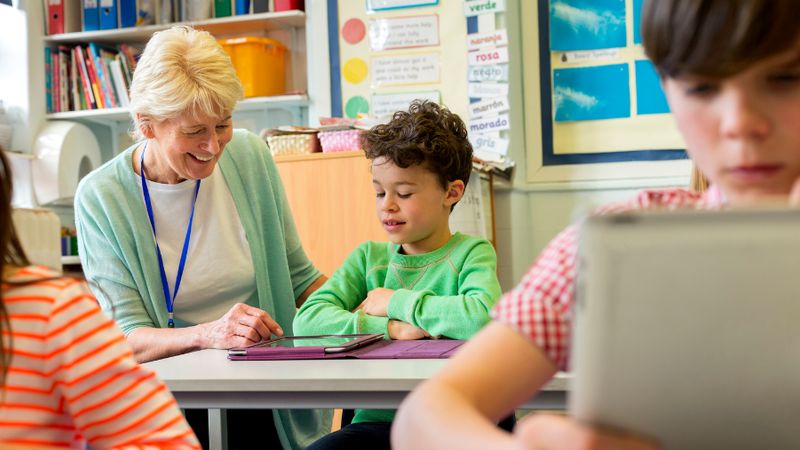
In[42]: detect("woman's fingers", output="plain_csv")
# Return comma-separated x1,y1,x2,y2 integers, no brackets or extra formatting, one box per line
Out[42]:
228,303,284,341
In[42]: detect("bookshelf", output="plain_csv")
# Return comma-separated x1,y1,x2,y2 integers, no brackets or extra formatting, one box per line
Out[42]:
0,0,332,161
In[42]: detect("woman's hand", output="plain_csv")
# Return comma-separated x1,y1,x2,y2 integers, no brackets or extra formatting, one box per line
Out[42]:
354,287,395,317
198,303,283,349
388,319,430,340
512,414,659,450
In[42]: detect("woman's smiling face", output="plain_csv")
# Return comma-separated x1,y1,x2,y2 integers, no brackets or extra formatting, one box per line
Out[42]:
144,111,233,184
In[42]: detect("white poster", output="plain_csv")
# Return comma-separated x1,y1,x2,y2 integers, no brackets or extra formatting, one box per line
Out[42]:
469,113,511,134
467,46,509,66
466,29,508,51
371,53,440,87
367,0,438,11
468,64,509,82
464,0,505,17
449,171,486,239
372,91,441,117
469,132,510,156
369,15,439,51
468,82,509,98
469,96,509,118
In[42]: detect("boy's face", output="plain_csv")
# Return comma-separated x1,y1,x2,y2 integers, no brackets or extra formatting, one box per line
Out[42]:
371,157,464,255
663,41,800,205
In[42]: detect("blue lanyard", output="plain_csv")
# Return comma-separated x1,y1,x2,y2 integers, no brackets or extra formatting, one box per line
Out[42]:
139,144,200,328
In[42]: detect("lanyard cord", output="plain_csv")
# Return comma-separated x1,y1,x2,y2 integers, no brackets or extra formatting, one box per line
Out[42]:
139,143,200,328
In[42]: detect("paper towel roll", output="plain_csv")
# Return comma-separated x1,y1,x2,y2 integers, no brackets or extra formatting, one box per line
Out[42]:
31,121,101,205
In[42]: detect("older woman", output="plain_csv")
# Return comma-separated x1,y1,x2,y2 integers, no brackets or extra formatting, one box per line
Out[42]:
74,26,328,449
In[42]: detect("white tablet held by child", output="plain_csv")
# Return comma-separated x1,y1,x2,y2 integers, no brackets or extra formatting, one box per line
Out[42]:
570,208,800,450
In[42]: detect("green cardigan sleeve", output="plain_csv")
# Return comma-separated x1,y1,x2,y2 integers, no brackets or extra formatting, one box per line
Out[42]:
293,243,389,337
74,154,162,335
386,240,502,340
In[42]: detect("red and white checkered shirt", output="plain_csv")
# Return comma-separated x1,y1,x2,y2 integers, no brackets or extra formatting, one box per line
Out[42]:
491,188,726,371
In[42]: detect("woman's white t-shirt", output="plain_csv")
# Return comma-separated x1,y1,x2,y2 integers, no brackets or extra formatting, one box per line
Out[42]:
138,165,256,326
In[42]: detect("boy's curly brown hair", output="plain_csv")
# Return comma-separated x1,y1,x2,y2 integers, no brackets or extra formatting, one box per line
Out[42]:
361,100,473,190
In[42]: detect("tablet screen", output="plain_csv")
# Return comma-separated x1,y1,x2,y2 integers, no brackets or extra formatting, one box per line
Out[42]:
253,335,366,349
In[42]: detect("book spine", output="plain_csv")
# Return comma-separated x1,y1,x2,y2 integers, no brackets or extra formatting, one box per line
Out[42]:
88,43,115,108
52,50,61,112
83,44,105,109
75,45,98,109
44,47,53,113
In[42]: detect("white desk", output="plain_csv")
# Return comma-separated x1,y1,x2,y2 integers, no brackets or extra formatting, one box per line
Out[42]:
144,349,570,449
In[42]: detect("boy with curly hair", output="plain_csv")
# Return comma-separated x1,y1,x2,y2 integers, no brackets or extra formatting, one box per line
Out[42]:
294,100,502,450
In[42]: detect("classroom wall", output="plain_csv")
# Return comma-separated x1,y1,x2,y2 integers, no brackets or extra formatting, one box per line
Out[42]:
493,187,640,290
490,0,688,290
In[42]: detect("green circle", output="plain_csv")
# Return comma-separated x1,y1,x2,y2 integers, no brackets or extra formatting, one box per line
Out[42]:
345,96,370,119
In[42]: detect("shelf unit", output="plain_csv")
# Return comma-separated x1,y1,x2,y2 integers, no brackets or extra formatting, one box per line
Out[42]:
0,0,332,164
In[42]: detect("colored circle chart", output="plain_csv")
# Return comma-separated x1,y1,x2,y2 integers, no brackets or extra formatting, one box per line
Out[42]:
345,96,370,119
342,18,366,45
343,57,368,84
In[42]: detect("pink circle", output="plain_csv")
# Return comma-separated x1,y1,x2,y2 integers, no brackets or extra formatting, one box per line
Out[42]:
342,18,366,45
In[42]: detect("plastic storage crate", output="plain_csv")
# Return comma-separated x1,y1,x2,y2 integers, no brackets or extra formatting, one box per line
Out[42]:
218,37,286,97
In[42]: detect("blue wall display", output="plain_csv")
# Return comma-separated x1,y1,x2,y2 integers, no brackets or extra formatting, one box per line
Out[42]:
553,64,630,122
635,60,670,115
549,0,626,51
633,0,644,44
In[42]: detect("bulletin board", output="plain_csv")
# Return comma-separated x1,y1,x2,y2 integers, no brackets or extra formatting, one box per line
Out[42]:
327,0,470,120
522,0,692,186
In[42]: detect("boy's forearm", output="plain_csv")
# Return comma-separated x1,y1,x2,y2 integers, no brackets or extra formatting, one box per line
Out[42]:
294,301,389,336
388,289,496,339
394,322,557,449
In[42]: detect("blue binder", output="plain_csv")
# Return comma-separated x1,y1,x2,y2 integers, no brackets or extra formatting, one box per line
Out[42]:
118,0,136,27
234,0,249,15
82,0,99,31
99,0,117,29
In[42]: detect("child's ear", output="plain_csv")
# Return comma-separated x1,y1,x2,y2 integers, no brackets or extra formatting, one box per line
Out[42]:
444,179,466,207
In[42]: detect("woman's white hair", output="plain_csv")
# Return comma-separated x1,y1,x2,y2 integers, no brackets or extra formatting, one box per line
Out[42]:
128,25,244,140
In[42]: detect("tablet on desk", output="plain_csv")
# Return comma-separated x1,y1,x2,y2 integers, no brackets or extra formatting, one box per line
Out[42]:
228,333,384,357
571,208,800,450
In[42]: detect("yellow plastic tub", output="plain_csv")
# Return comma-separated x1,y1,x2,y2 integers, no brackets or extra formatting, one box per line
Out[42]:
218,37,287,98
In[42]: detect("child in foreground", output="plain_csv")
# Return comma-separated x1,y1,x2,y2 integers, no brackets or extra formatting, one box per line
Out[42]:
393,0,800,449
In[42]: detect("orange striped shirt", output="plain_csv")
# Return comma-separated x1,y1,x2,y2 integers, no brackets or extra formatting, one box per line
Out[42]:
0,266,200,449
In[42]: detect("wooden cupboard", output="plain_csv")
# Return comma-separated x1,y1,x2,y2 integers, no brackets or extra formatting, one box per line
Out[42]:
274,151,385,277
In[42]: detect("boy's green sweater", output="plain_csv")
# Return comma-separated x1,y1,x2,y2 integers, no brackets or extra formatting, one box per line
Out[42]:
294,232,502,424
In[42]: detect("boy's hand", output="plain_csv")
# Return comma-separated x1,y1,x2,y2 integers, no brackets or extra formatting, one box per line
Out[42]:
355,288,395,317
512,414,659,450
388,320,430,340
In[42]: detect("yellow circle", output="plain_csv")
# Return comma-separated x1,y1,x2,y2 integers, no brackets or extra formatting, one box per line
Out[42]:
343,58,368,84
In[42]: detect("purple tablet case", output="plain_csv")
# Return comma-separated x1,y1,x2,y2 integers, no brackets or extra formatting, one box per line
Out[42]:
228,339,464,361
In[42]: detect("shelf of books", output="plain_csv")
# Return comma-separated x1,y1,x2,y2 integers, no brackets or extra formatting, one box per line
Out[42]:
42,10,308,124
